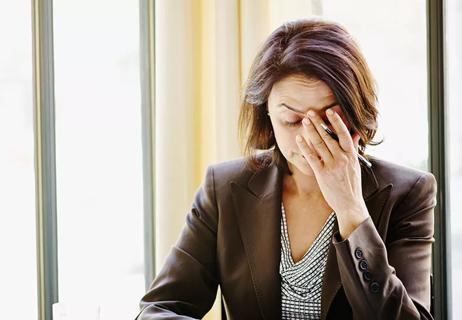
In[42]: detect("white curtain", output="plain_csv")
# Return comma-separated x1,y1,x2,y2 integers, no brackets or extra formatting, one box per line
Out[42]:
155,1,318,318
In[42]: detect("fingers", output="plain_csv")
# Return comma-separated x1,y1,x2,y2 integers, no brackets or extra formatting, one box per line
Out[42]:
325,108,355,153
296,134,323,171
304,110,343,162
302,114,333,163
295,108,357,169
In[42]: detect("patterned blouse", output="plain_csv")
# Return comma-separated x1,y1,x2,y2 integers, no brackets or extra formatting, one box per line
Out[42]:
280,202,336,320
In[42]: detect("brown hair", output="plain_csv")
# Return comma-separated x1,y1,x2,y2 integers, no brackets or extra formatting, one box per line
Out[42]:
238,17,383,173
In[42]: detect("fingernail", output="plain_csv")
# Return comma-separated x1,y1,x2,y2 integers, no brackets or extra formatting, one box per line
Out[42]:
326,109,334,116
308,110,316,117
302,118,310,126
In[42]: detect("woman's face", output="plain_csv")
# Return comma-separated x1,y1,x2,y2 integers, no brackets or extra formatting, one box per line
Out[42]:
267,74,352,177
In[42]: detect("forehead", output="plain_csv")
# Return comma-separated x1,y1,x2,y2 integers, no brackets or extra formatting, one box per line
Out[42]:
269,74,334,109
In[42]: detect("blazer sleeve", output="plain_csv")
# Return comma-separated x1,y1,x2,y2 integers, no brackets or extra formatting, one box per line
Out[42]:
332,172,437,320
135,166,219,320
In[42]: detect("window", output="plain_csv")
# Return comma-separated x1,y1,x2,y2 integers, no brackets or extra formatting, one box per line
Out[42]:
0,1,37,319
322,0,429,170
0,1,455,319
52,1,144,318
447,0,462,318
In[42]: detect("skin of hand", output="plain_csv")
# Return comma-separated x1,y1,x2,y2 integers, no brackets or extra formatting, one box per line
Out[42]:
296,108,369,240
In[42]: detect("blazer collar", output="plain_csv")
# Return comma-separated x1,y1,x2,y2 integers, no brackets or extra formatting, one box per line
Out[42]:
230,152,393,320
246,153,380,201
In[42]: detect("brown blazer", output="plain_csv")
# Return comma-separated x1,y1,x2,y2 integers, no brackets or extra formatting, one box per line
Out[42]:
136,150,437,319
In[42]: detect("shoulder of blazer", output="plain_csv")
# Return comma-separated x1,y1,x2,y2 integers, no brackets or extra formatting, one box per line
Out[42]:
207,151,273,190
367,154,436,192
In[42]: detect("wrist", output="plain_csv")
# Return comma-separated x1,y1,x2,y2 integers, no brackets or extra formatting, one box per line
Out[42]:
336,202,369,240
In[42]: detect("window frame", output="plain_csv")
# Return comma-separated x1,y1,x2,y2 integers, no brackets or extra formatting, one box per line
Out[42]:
32,0,59,319
139,0,156,290
427,0,451,318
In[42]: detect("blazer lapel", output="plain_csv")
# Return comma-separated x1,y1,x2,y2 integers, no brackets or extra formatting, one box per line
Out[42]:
231,162,283,320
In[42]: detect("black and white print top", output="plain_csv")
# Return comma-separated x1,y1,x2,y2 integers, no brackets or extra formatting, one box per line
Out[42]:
279,202,336,320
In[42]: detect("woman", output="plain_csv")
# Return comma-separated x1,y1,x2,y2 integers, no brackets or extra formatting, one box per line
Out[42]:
136,18,437,320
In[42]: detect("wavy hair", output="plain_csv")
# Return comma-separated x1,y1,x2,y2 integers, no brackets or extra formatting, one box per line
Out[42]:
238,17,383,173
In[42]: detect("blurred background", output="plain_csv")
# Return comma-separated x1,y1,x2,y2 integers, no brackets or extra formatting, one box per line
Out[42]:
0,0,460,319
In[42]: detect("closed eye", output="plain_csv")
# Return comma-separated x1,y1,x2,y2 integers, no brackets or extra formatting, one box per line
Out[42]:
283,118,331,128
284,119,302,127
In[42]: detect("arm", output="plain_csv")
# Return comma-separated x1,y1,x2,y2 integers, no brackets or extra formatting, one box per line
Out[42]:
332,173,437,319
135,166,219,320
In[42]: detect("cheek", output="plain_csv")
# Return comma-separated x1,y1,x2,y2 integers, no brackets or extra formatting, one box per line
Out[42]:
273,129,299,151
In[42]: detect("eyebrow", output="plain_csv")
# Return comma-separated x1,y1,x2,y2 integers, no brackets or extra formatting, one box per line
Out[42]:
278,101,338,116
